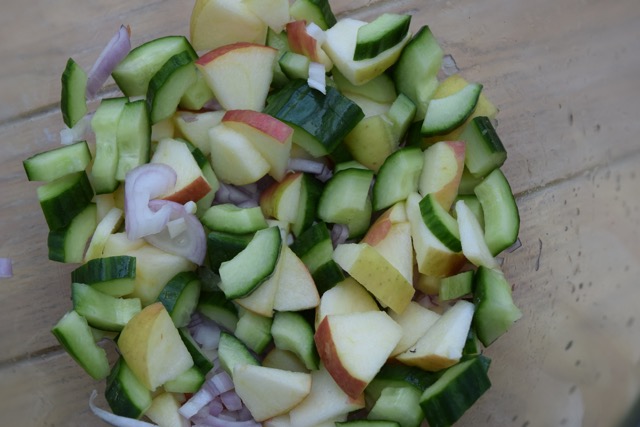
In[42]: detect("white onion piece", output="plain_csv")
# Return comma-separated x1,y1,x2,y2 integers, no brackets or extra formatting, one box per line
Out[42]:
124,164,177,240
86,25,132,99
287,158,326,175
184,200,198,215
145,200,207,265
308,62,326,94
211,371,234,394
0,258,13,278
306,22,326,45
60,113,93,145
180,387,217,419
89,390,158,427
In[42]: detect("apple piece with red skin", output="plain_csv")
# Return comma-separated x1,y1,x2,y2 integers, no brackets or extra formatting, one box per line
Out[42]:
222,110,293,181
286,20,333,70
196,43,277,112
418,140,466,210
287,364,365,427
314,311,402,399
150,138,212,204
208,123,271,185
314,277,379,329
190,0,267,51
388,301,441,357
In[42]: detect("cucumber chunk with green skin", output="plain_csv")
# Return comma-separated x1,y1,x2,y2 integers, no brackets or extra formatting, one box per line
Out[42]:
115,100,151,181
264,79,364,157
373,147,423,211
354,14,412,61
71,256,136,297
474,168,520,255
206,231,253,274
48,203,97,263
421,83,483,137
366,364,438,406
72,282,142,332
289,0,337,30
386,93,417,142
218,331,260,377
393,26,443,119
37,171,94,230
291,173,323,238
112,35,197,97
419,356,492,427
105,357,152,419
60,58,88,128
91,97,128,194
419,193,461,253
271,311,319,370
178,328,214,375
266,28,291,88
473,266,522,347
197,290,239,333
23,140,92,182
235,309,273,354
368,386,424,427
218,226,282,299
318,168,374,231
156,271,201,328
311,259,345,295
439,270,474,301
201,204,268,235
279,51,310,80
458,167,484,195
147,51,198,124
162,366,205,393
460,116,507,178
51,310,110,380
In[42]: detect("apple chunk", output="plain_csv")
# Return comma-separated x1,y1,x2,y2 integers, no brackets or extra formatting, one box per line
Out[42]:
418,140,466,210
151,138,212,204
388,301,441,357
245,0,290,33
315,277,379,329
396,300,475,371
333,242,414,314
286,20,333,70
233,364,311,421
196,43,277,111
222,110,293,181
315,311,402,399
118,302,194,391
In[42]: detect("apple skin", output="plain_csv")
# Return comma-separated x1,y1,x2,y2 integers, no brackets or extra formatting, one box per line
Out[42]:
418,140,466,210
118,302,194,391
151,138,212,205
222,110,293,181
286,20,333,70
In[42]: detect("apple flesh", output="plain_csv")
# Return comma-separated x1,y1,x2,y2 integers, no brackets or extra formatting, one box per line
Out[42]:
222,110,293,181
286,20,333,71
418,140,466,210
173,111,225,156
208,123,271,185
315,277,379,329
144,392,189,427
333,242,414,314
190,0,267,52
151,138,212,204
314,311,402,399
118,302,194,391
196,43,277,111
233,364,311,422
245,0,290,33
273,245,320,312
388,301,441,356
343,115,396,172
260,172,303,223
396,299,475,371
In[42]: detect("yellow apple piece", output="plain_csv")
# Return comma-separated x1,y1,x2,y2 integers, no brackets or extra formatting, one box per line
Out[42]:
406,192,466,277
273,245,320,312
418,140,466,210
288,364,365,427
333,242,414,314
396,300,475,371
144,392,189,427
314,311,402,399
323,18,411,85
315,277,379,329
245,0,290,33
173,111,225,156
196,42,277,111
151,138,212,204
233,364,312,421
208,123,270,185
388,301,441,356
118,302,194,391
223,110,293,181
343,115,396,172
190,0,267,51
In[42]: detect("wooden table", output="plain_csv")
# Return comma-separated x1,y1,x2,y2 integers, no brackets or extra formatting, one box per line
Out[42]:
1,0,639,426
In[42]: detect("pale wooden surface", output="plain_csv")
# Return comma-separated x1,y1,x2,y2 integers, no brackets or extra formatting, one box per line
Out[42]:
1,0,639,426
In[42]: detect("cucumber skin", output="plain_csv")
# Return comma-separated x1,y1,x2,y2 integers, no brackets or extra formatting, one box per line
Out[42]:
60,57,88,128
105,358,152,419
38,171,94,231
354,14,412,61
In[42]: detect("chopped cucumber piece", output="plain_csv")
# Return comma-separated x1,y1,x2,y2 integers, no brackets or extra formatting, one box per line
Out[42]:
421,83,483,137
289,0,337,30
60,58,88,128
439,270,474,301
146,51,197,124
355,14,411,60
37,171,94,230
71,256,136,297
197,290,239,333
23,140,92,182
105,357,152,419
115,100,151,181
156,271,201,328
72,282,141,332
373,147,423,211
218,331,260,376
419,193,461,253
460,116,507,178
48,203,97,263
271,311,319,370
201,204,268,235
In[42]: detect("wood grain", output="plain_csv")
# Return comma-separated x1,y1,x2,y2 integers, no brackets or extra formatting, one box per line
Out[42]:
1,0,639,426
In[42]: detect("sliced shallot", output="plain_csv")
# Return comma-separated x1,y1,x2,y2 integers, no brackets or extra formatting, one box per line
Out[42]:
145,200,206,265
124,163,176,241
89,390,158,427
86,25,132,99
330,223,350,248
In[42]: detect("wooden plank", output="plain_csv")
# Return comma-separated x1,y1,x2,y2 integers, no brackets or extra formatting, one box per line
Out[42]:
2,153,638,426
